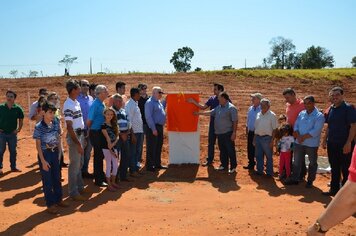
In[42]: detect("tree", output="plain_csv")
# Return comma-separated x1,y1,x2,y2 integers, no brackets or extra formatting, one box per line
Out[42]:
194,67,202,72
351,56,356,67
268,36,296,69
28,70,39,77
301,46,334,69
170,47,194,72
59,55,78,75
222,65,234,70
9,70,18,78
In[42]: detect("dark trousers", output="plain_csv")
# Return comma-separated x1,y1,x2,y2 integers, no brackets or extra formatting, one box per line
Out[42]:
207,123,217,163
247,131,255,167
291,143,318,183
146,124,164,169
117,139,130,180
217,131,237,169
327,141,354,193
38,149,62,207
0,132,17,170
89,130,105,184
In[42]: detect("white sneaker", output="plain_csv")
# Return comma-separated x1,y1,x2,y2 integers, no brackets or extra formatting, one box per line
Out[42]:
215,166,225,171
228,168,236,174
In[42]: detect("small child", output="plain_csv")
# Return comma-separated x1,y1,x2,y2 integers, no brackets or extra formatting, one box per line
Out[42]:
101,107,120,191
33,101,68,214
277,124,294,180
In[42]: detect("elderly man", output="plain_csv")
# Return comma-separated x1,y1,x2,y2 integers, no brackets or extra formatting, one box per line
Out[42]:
322,87,356,196
144,86,167,171
244,93,263,170
63,79,86,201
196,91,238,173
285,96,325,187
188,83,225,166
126,88,144,176
254,98,278,176
87,85,108,187
77,80,94,179
112,94,131,181
0,90,24,174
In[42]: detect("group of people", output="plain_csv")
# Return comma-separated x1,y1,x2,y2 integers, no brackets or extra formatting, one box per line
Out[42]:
0,80,355,231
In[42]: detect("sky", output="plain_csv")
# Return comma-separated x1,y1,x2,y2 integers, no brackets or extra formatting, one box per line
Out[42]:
1,0,356,78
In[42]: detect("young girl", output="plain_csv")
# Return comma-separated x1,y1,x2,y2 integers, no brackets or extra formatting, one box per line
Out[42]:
101,107,120,191
277,124,294,180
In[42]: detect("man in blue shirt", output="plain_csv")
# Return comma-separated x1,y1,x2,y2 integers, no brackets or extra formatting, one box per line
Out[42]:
285,96,325,187
322,87,356,196
144,86,167,171
187,83,224,166
244,93,262,170
77,79,94,178
87,85,108,187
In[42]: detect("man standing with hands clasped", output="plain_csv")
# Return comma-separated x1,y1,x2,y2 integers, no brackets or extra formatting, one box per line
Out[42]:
63,79,87,201
195,91,238,173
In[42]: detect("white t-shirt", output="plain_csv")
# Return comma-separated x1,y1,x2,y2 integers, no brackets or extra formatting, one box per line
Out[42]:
280,135,294,152
63,97,84,130
125,98,143,133
29,101,38,119
254,110,278,136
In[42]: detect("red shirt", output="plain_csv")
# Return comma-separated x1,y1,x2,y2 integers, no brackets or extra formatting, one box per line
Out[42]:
286,98,305,127
349,146,356,182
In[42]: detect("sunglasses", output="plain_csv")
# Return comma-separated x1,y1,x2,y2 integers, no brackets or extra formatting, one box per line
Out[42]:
7,95,15,98
81,84,90,87
158,91,164,94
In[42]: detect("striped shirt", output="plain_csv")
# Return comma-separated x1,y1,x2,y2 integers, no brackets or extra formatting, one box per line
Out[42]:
63,97,84,130
33,118,61,150
113,106,131,132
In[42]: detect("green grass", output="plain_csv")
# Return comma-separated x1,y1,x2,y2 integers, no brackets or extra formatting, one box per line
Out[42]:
194,68,356,81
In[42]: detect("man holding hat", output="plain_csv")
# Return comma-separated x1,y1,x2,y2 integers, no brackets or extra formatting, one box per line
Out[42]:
244,93,263,170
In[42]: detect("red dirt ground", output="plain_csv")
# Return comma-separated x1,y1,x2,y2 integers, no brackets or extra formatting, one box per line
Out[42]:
0,73,355,235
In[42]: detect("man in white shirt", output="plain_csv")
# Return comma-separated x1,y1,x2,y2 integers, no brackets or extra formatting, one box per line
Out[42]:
254,98,278,176
63,79,86,201
125,88,144,176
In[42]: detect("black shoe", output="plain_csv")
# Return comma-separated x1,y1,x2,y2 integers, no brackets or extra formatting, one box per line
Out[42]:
95,182,108,187
82,172,94,179
305,181,313,188
156,165,168,170
253,171,263,176
243,165,254,170
202,161,213,167
146,167,156,172
284,179,299,185
322,191,337,196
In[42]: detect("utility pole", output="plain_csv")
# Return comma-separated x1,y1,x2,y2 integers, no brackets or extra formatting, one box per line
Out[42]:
101,64,103,72
90,57,92,74
245,59,247,69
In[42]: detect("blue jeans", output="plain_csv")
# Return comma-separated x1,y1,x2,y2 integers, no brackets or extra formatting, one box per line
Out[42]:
129,133,144,173
217,131,237,169
67,133,85,197
0,132,17,170
255,135,273,175
291,143,318,182
81,134,92,173
207,122,217,163
39,149,62,207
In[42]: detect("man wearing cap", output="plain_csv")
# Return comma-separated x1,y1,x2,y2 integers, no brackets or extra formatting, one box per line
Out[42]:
322,87,356,196
187,83,225,166
144,86,167,171
284,96,325,187
244,93,262,170
254,98,278,176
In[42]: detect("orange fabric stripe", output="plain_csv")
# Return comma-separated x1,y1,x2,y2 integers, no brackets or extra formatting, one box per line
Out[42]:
166,93,199,132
